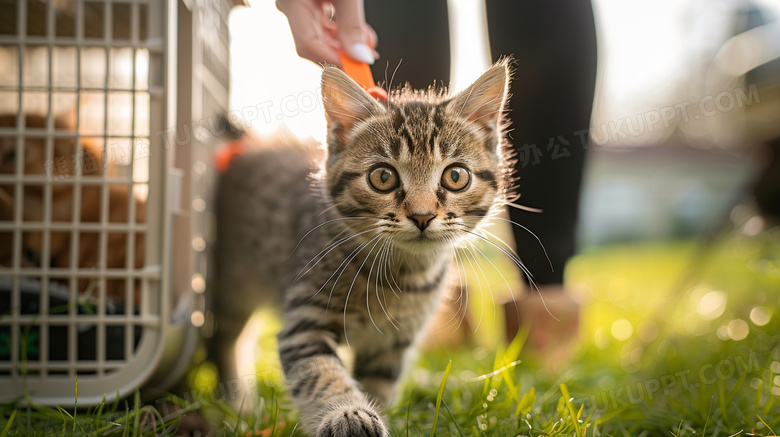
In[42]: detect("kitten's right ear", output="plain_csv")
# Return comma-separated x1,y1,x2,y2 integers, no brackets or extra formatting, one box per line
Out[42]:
321,66,385,133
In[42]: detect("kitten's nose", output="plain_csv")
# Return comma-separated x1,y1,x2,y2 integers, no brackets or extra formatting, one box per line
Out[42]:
408,213,436,231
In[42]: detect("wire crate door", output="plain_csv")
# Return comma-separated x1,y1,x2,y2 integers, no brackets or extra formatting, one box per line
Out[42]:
0,0,173,406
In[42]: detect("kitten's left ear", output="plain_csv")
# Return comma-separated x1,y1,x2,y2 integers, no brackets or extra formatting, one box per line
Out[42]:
321,66,385,133
446,61,510,136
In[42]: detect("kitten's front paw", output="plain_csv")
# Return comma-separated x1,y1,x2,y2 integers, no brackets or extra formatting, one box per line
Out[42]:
316,405,387,437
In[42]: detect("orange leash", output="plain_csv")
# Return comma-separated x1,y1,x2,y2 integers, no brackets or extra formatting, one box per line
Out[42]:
338,52,389,102
216,54,387,174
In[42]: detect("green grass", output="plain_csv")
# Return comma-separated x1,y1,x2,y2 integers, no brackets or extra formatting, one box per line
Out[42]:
1,225,779,436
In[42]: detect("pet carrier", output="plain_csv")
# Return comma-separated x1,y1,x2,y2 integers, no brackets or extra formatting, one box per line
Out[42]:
0,0,244,406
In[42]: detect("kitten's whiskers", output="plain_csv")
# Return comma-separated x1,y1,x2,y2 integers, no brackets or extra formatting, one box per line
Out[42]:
465,239,520,327
321,231,382,304
384,240,402,299
343,234,385,347
435,237,468,333
364,236,388,334
474,215,553,271
288,216,374,261
307,227,381,304
371,237,400,331
457,227,557,321
296,225,377,282
460,241,494,332
504,201,543,214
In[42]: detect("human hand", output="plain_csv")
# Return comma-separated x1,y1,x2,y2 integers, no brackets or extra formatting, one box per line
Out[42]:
276,0,378,67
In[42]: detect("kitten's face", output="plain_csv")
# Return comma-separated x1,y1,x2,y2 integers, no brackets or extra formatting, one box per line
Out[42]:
321,63,510,253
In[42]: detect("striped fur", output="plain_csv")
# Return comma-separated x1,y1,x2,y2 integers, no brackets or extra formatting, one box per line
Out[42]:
214,61,512,437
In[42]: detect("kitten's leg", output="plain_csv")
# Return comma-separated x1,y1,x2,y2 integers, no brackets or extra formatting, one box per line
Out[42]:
353,339,411,409
211,310,251,398
277,310,387,437
210,284,260,407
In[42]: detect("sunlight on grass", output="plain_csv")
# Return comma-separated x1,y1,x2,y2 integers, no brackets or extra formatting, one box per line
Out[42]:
1,226,778,435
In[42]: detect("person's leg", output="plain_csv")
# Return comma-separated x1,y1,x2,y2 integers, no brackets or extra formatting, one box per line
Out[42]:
485,0,598,350
365,0,450,90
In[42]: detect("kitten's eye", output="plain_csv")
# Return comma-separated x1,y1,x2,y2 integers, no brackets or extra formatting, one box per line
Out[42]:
441,165,470,191
368,166,399,193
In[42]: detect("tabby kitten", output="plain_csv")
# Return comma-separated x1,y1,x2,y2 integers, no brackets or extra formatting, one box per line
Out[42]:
214,60,511,437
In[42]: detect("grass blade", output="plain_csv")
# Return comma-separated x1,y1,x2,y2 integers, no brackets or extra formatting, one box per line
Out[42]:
0,410,16,437
73,376,77,436
430,360,452,437
406,391,414,437
756,414,775,436
702,396,713,437
560,384,582,436
762,370,775,416
717,380,728,426
271,393,280,437
516,387,535,416
93,394,106,432
441,399,465,437
132,391,141,437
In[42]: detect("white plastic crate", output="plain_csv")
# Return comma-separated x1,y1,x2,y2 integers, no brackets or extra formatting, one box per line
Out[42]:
0,0,241,405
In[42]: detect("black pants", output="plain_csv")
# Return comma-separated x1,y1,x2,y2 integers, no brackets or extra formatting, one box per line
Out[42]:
367,0,598,285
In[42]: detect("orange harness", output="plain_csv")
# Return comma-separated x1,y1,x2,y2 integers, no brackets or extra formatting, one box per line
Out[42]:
214,139,247,173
